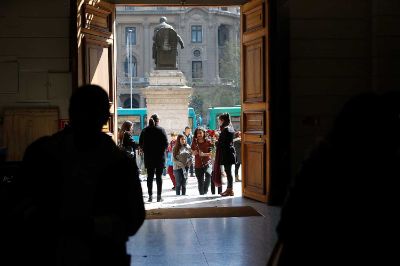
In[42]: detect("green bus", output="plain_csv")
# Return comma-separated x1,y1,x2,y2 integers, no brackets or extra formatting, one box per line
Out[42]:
207,106,241,131
117,107,197,141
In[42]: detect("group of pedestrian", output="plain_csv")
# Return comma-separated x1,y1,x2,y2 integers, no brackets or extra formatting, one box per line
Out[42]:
121,110,242,202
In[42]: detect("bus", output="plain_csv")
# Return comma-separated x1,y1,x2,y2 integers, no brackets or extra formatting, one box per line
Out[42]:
117,107,197,141
207,106,241,131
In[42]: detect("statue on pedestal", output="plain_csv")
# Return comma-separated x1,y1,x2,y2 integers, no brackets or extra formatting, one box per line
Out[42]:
152,17,184,70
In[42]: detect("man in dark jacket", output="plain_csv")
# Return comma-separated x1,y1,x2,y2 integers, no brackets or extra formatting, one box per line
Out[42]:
17,85,145,266
139,113,168,202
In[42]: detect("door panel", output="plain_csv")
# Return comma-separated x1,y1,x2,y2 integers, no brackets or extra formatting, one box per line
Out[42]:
244,143,266,195
241,0,270,202
243,38,264,102
75,0,116,136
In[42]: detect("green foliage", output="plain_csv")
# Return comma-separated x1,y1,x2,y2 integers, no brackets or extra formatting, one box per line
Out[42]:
189,39,241,124
219,40,240,88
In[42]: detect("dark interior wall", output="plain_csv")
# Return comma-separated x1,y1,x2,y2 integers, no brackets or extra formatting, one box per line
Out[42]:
0,0,72,147
372,0,400,92
285,0,400,201
289,0,372,176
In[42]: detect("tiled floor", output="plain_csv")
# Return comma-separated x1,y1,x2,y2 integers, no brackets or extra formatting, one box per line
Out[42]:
127,171,281,266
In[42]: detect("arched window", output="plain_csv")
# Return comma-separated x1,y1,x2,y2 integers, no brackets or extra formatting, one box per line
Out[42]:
124,55,137,77
218,24,229,46
123,95,139,108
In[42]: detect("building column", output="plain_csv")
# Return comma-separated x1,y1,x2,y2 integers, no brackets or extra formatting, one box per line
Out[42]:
206,14,217,84
214,23,221,83
143,21,151,75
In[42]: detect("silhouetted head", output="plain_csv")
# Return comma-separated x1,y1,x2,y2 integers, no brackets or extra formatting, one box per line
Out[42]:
149,113,160,127
69,84,110,133
218,113,231,128
160,16,167,23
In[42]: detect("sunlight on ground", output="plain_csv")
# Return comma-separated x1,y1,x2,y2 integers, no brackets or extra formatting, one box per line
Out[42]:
140,170,243,210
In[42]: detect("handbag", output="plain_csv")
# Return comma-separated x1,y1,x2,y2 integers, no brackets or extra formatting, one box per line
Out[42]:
119,132,135,160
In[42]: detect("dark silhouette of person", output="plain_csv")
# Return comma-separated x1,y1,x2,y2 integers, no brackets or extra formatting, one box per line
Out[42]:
139,113,168,202
268,92,400,266
14,85,145,266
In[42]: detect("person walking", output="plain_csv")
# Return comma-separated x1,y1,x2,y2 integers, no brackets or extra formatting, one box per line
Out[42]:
191,127,213,195
233,131,241,182
166,132,177,190
118,120,138,163
172,134,192,196
183,126,195,177
139,114,168,202
215,113,236,197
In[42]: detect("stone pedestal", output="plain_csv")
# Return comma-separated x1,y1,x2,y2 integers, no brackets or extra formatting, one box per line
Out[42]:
141,70,193,135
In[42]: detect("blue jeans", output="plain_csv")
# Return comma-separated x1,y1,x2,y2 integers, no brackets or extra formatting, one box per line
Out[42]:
195,166,211,195
173,167,188,195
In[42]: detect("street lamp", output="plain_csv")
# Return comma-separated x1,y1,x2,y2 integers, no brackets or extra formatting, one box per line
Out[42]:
127,28,133,109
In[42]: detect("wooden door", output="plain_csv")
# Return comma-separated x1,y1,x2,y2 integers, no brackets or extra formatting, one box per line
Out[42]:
74,0,117,137
3,108,59,161
241,0,270,202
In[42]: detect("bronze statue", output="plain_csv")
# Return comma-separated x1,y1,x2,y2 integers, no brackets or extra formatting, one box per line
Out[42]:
152,17,184,70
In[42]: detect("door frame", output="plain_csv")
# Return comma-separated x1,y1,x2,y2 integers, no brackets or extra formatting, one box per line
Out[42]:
70,0,290,205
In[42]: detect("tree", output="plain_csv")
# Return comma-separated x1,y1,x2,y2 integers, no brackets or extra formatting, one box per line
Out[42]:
189,38,241,125
219,39,240,91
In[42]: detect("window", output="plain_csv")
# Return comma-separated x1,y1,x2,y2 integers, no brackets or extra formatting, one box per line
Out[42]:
231,116,241,131
125,27,136,45
218,25,229,46
124,55,137,77
192,61,203,79
191,25,202,43
193,49,201,57
220,7,228,11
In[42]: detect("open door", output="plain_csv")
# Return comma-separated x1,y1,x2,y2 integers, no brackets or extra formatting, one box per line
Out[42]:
241,0,270,202
74,0,117,137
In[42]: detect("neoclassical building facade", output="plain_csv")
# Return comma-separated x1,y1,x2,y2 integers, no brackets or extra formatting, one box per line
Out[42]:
116,6,240,108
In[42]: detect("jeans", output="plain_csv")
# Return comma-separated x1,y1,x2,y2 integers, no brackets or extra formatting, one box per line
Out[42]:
235,163,241,177
173,167,188,195
195,166,211,195
147,167,163,196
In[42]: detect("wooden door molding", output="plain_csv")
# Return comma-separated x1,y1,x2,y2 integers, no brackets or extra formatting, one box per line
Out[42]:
73,0,117,137
241,0,271,203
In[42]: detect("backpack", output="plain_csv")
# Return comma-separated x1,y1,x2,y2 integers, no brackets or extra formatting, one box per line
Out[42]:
119,132,136,160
